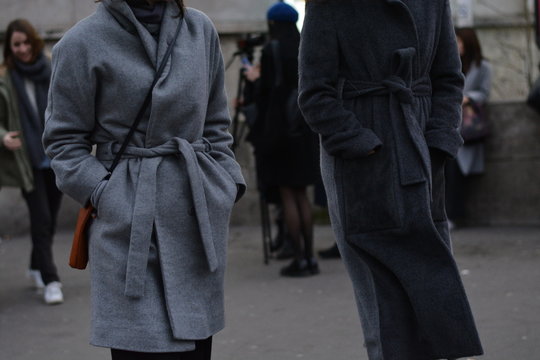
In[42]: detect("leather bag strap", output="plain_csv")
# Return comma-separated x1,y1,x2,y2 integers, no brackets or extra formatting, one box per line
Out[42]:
107,17,184,175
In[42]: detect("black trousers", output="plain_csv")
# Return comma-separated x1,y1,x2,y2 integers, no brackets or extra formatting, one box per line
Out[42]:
21,168,63,285
111,337,212,360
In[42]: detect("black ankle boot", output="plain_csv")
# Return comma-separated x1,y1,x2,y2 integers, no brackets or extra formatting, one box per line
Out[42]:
306,257,320,275
318,243,341,259
280,259,312,277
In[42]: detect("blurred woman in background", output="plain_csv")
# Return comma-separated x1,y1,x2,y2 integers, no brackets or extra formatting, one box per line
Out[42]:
249,2,319,277
0,19,63,305
445,27,492,228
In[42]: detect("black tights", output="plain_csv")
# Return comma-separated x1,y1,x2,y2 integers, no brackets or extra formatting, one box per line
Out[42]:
279,186,314,261
111,338,212,360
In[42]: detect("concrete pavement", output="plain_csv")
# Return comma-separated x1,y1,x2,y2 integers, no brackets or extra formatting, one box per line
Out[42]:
1,225,539,360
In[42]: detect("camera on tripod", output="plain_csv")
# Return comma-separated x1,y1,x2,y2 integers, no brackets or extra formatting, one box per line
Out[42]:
235,33,266,63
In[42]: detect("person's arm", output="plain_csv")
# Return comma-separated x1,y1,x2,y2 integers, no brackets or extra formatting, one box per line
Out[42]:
203,24,246,201
42,38,110,206
298,1,382,159
425,0,465,158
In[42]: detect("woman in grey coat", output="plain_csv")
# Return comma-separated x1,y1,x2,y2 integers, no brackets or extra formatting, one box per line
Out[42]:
445,28,492,226
42,0,245,358
299,1,483,359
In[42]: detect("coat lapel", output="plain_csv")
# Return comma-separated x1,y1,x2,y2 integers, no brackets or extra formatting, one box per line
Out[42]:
155,2,183,71
382,0,421,75
102,0,158,68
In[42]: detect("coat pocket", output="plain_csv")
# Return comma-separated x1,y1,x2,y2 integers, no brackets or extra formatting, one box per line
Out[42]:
336,148,402,234
198,153,238,223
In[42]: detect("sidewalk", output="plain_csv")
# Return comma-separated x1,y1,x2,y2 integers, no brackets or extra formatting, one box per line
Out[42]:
1,226,539,360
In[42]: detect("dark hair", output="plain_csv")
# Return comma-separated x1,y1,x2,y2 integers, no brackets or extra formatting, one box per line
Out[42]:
268,21,300,43
2,19,44,68
455,28,483,75
95,0,185,17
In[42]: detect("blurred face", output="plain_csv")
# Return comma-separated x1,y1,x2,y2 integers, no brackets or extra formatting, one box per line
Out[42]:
10,31,33,64
457,36,465,57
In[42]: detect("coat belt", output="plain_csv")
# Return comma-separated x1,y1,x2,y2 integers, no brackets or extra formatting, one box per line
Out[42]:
341,71,433,191
96,137,220,298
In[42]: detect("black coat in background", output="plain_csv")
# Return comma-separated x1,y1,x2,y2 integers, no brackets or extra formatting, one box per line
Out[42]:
249,22,317,191
299,0,483,359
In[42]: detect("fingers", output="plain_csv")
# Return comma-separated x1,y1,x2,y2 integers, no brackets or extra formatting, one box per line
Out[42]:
2,131,23,151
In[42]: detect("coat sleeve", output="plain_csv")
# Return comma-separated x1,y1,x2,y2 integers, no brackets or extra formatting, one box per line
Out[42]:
42,39,110,206
465,62,492,105
203,26,246,201
298,2,382,159
425,0,465,158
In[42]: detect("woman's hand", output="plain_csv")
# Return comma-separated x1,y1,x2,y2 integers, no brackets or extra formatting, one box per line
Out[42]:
2,131,22,151
244,64,261,82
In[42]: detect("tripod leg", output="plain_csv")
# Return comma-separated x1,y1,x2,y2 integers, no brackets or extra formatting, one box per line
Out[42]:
259,194,272,265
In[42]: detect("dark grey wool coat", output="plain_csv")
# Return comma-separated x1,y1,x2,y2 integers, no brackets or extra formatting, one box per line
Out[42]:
299,1,483,359
42,0,245,352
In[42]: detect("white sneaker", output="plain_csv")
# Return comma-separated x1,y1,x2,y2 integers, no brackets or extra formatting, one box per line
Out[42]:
44,281,64,305
27,270,45,290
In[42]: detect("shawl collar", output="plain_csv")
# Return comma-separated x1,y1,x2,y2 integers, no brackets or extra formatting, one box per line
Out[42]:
380,0,421,75
156,3,184,69
101,0,182,69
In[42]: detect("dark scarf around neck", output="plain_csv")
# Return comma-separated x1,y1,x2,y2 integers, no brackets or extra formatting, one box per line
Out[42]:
10,52,51,168
128,1,167,24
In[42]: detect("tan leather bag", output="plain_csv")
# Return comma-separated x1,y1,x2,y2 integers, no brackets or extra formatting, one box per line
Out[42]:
69,204,95,269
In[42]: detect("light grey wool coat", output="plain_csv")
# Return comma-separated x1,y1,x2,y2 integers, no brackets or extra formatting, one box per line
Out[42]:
457,60,492,175
43,0,245,352
299,1,483,359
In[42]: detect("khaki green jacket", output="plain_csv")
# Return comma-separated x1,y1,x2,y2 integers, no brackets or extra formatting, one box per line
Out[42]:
0,67,34,192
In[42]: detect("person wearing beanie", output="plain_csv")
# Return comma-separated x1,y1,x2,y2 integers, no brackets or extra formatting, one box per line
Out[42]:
299,1,483,359
267,2,299,23
246,2,319,277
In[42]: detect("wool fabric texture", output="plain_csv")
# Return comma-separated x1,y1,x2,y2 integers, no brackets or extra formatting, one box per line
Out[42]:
267,3,299,23
298,1,483,359
43,0,245,352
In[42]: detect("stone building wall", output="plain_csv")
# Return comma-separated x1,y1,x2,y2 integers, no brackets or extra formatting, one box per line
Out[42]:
1,0,539,237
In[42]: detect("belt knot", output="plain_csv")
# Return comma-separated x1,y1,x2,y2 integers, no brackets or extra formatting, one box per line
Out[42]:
381,75,414,104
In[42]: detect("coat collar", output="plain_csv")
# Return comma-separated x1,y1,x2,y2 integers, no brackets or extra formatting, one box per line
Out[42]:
381,0,421,76
101,0,182,69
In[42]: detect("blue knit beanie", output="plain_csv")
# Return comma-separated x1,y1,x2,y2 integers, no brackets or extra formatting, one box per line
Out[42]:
267,2,299,23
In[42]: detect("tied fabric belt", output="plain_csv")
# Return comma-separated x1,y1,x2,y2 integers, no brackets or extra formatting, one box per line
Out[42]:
341,73,433,190
96,137,221,298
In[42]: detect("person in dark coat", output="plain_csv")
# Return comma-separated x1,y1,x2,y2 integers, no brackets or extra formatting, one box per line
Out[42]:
0,19,64,305
298,1,483,359
248,3,319,277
